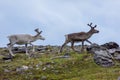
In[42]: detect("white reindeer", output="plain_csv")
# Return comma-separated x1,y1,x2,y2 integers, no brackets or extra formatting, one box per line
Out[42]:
7,28,45,57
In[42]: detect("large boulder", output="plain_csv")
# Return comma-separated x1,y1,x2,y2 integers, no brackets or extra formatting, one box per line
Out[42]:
93,50,114,67
87,43,115,67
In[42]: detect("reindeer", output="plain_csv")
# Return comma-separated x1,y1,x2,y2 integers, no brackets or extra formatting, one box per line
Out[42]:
59,23,99,53
7,28,45,57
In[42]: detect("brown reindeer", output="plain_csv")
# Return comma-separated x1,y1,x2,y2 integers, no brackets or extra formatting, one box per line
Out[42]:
59,23,99,53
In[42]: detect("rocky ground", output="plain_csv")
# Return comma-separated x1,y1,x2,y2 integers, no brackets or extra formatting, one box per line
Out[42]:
0,42,120,80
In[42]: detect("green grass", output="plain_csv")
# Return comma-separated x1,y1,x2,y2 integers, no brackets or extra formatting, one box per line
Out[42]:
0,49,120,80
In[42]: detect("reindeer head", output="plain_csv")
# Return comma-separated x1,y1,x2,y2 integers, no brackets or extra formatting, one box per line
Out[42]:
34,28,45,40
87,23,99,33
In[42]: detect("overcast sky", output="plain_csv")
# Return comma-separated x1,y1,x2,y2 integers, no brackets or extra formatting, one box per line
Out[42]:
0,0,120,47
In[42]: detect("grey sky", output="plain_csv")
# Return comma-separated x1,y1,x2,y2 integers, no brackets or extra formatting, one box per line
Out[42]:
0,0,120,47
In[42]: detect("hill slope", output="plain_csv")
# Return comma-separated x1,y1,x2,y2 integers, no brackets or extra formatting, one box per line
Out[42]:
0,47,120,80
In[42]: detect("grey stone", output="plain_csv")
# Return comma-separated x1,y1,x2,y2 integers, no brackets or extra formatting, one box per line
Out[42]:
36,62,42,68
16,65,29,72
118,76,120,80
93,54,114,67
42,67,46,71
4,69,10,73
12,47,26,53
101,42,119,49
87,43,105,53
41,76,47,80
87,43,115,67
94,50,113,59
4,59,12,62
3,55,13,61
114,54,120,60
50,53,70,60
36,47,48,52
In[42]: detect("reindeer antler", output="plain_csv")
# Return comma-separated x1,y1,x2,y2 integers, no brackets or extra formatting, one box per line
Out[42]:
94,25,97,28
35,28,42,34
87,23,93,28
87,23,97,28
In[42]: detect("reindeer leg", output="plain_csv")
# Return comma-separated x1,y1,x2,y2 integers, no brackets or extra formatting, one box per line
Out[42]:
71,42,81,52
59,41,69,53
7,43,15,57
86,40,92,44
30,43,35,52
25,44,29,55
81,41,84,52
32,45,35,52
71,41,75,51
71,41,79,52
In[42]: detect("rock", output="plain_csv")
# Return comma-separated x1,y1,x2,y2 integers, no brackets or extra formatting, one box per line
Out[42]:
52,70,60,74
87,43,115,67
114,53,120,60
64,53,70,56
87,43,107,53
22,65,29,70
3,56,13,61
4,59,12,62
36,61,43,68
118,76,120,80
94,50,113,59
108,48,120,57
45,62,54,69
42,67,46,71
12,47,26,53
41,76,47,80
93,49,114,67
115,48,120,53
3,55,13,62
36,47,48,52
3,57,12,62
16,65,29,72
108,49,117,54
101,42,119,49
93,53,114,67
4,69,10,73
51,53,70,60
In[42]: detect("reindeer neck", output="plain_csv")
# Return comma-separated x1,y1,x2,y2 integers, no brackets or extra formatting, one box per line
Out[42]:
86,29,94,38
31,35,38,42
34,33,39,37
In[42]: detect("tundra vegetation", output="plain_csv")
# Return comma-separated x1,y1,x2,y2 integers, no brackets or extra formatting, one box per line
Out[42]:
0,46,120,80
